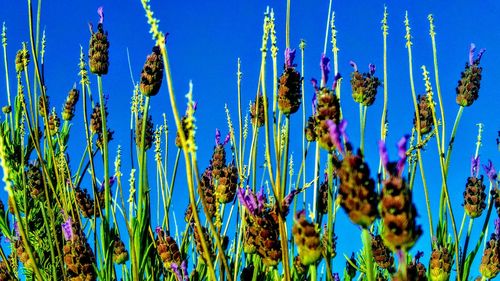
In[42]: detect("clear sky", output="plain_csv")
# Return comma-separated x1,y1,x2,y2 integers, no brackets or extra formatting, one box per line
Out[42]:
1,0,499,278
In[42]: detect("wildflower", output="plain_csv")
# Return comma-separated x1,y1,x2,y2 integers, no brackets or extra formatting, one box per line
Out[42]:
238,187,282,266
25,162,43,199
320,53,330,87
281,188,300,217
350,61,381,106
63,220,97,280
429,244,453,281
463,156,487,218
333,121,378,228
479,219,500,279
456,43,485,106
15,47,29,73
378,136,422,251
135,114,154,150
215,163,238,203
250,94,266,127
112,232,129,265
140,46,164,97
292,210,322,265
198,168,217,219
483,159,498,183
48,109,60,136
278,48,302,115
88,7,110,75
193,225,215,264
311,73,342,151
38,94,50,117
90,102,114,149
210,129,228,180
371,234,394,269
155,227,182,271
62,87,80,121
414,93,434,135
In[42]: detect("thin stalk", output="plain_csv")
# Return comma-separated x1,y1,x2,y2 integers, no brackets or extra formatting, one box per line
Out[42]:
1,25,14,139
285,0,290,49
378,6,389,191
237,59,243,176
362,229,375,281
97,75,114,281
326,153,334,276
460,218,474,272
323,0,333,54
300,40,306,211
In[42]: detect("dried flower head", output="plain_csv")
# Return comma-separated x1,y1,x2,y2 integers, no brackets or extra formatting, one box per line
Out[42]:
456,43,485,107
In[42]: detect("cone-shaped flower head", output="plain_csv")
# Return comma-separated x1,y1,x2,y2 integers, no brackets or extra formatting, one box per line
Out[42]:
292,210,322,265
237,187,282,266
250,94,266,127
463,156,487,218
414,94,434,135
112,232,129,265
278,48,302,115
210,129,229,180
62,88,80,121
429,244,453,281
332,121,378,228
135,114,154,150
350,61,381,106
63,218,97,281
193,225,215,264
479,219,500,279
378,136,422,251
140,46,164,96
88,7,109,75
456,43,485,107
155,227,182,271
215,163,239,203
371,234,394,269
26,162,43,199
198,168,217,219
15,48,30,73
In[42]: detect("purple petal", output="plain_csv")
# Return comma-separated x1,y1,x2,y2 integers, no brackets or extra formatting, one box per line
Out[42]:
237,187,257,215
171,263,182,281
378,140,389,170
256,188,266,213
320,54,331,86
223,133,231,146
62,217,74,241
311,90,317,115
369,63,376,75
332,73,342,91
215,128,221,146
476,48,486,64
327,119,346,153
469,43,476,65
471,155,480,178
396,135,410,175
483,160,498,183
155,226,162,235
285,48,296,68
181,260,188,281
495,219,500,237
192,101,198,112
97,6,104,24
282,189,300,216
311,78,319,92
333,273,340,281
13,221,19,238
349,60,358,72
339,119,349,144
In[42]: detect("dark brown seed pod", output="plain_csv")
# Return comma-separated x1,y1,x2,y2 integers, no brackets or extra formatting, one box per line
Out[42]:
414,94,434,135
463,176,487,218
456,44,484,107
62,88,80,121
140,46,164,97
89,23,110,75
135,114,154,150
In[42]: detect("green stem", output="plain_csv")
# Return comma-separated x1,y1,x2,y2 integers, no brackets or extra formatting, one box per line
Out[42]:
285,0,290,49
362,229,375,281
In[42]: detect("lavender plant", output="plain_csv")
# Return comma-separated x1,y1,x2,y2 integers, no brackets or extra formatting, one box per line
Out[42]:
0,1,498,281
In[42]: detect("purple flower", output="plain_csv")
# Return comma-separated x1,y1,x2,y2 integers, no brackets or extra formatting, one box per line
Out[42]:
13,221,19,238
333,273,340,281
97,7,104,24
483,160,498,183
349,60,358,72
369,63,376,76
62,217,74,241
327,119,348,153
469,43,486,65
332,73,342,91
256,188,266,213
155,226,162,235
311,78,319,92
215,128,221,145
495,219,500,237
320,54,331,86
284,48,296,68
237,187,257,216
282,188,300,216
192,101,198,112
99,175,116,192
171,263,182,281
378,140,389,170
181,260,188,281
311,90,317,115
471,155,480,178
396,135,410,175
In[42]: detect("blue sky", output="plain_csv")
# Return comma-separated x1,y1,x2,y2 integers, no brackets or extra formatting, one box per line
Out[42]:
1,0,499,278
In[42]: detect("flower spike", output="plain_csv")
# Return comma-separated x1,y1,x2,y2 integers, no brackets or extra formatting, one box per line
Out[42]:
320,53,331,86
396,134,410,175
483,160,498,183
285,48,296,68
471,155,481,178
62,217,74,241
97,6,104,24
